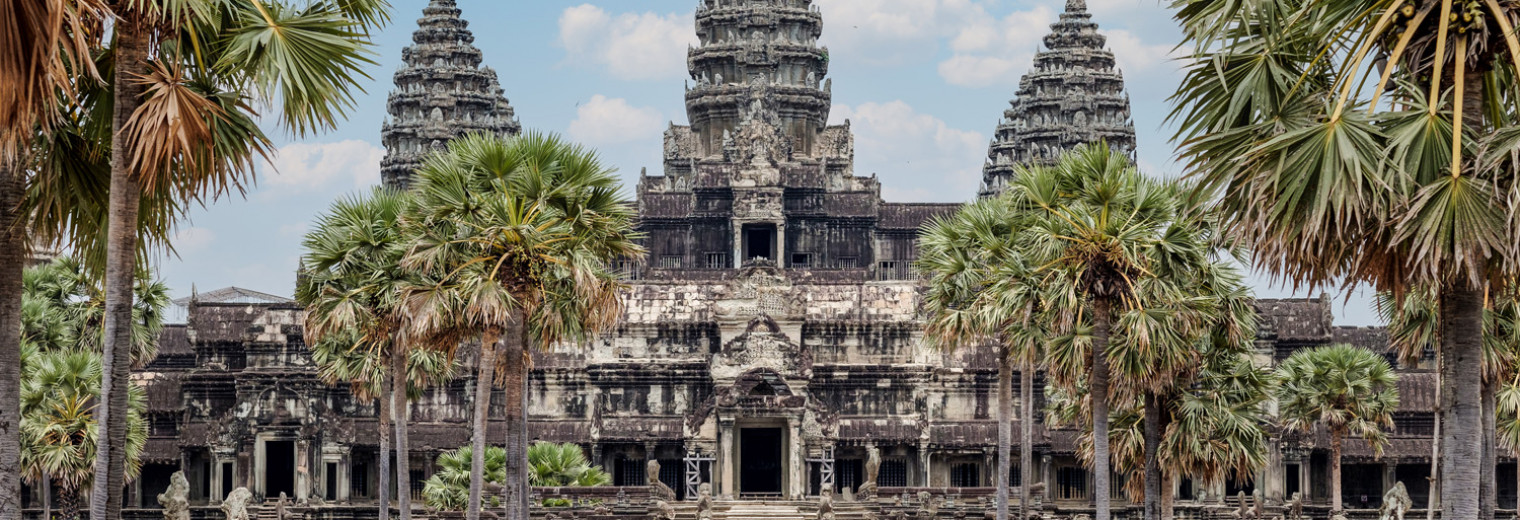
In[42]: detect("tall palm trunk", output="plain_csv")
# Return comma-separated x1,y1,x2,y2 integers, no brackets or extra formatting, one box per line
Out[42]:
1331,429,1344,513
91,15,148,520
997,348,1012,520
1440,285,1484,520
0,157,24,520
1428,355,1441,520
378,369,393,520
391,348,413,520
467,333,498,520
1021,362,1035,520
1142,392,1162,520
1160,472,1174,520
1481,381,1497,520
58,485,79,520
502,310,529,520
42,475,52,520
1092,299,1113,520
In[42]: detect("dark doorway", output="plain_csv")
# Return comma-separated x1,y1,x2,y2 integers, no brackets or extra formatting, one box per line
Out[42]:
265,441,296,498
140,463,178,508
1341,464,1384,509
1396,464,1430,508
325,462,338,501
742,225,776,262
1285,464,1301,500
739,428,783,496
221,462,234,499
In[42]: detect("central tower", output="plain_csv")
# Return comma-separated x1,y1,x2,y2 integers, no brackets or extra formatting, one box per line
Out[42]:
684,0,833,156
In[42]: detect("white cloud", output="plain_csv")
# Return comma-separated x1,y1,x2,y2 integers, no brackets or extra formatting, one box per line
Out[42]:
815,0,988,65
172,227,216,254
558,5,697,81
1106,29,1182,77
936,6,1057,87
831,101,984,202
568,95,665,147
262,140,383,192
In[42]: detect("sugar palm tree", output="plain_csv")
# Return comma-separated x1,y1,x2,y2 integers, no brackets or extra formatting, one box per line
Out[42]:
422,446,506,512
2,2,381,514
1170,0,1520,513
70,4,391,518
401,132,643,520
18,344,147,520
299,188,429,520
1275,344,1399,513
1005,143,1205,520
919,197,1045,520
0,8,109,504
527,442,611,488
1384,287,1520,518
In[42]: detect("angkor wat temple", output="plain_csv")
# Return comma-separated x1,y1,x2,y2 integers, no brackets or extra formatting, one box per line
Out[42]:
19,0,1509,519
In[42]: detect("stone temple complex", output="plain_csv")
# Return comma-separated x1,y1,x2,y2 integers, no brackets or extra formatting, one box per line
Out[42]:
16,0,1512,519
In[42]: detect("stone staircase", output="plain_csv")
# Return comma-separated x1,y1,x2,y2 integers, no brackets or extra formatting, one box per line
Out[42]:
668,499,877,520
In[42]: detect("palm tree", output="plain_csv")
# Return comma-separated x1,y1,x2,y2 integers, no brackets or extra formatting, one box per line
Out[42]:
423,446,507,512
1170,0,1520,513
299,188,434,520
527,442,611,488
73,4,392,518
18,344,147,520
1274,344,1399,513
401,132,643,520
0,5,109,504
423,442,608,512
919,197,1047,520
1006,143,1216,520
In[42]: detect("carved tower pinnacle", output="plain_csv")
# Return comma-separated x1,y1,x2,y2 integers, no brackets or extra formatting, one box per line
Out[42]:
380,0,521,189
686,0,832,157
978,0,1137,198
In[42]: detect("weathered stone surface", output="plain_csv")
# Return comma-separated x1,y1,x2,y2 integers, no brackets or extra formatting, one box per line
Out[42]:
379,0,520,188
979,0,1137,197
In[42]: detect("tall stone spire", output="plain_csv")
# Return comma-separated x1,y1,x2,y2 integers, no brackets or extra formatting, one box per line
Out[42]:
685,0,832,156
380,0,521,188
978,0,1137,197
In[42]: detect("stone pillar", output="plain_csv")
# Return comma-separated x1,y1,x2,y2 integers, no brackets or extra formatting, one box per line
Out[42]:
919,444,932,487
776,223,786,268
1299,464,1312,504
719,418,736,498
1265,442,1284,504
296,439,312,502
1041,455,1053,502
788,417,804,499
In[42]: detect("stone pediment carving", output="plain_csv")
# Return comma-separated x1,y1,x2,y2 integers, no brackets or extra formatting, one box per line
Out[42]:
715,262,802,320
711,316,812,380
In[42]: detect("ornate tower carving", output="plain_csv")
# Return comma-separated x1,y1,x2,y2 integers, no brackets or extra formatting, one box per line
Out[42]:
380,0,521,189
978,0,1137,197
685,0,832,157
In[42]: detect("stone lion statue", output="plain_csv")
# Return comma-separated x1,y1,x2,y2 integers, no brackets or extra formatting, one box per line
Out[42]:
697,483,714,520
1287,492,1305,520
158,471,190,520
1380,482,1413,520
859,446,881,500
647,460,676,501
221,488,253,520
818,488,836,520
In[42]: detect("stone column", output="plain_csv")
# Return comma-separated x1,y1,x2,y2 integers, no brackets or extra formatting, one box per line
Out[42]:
719,418,736,498
788,417,803,499
1040,455,1052,502
296,440,312,502
1265,442,1284,504
776,223,786,268
919,444,932,487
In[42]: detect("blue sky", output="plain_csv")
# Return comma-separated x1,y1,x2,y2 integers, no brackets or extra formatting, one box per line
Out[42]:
154,0,1380,325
